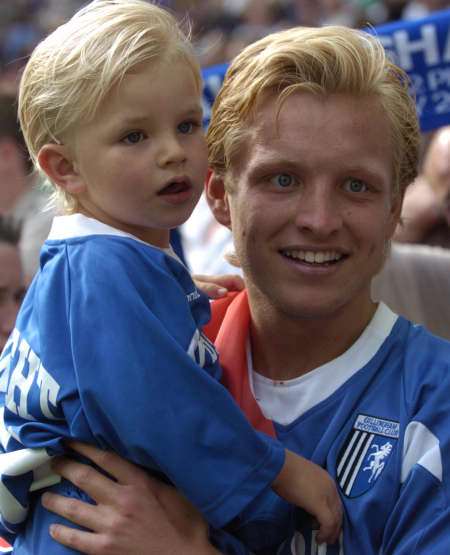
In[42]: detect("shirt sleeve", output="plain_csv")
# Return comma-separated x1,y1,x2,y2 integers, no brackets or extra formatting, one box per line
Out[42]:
59,239,284,528
381,335,450,554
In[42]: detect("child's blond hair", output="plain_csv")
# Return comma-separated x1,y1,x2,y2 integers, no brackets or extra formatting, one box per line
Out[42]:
19,0,201,212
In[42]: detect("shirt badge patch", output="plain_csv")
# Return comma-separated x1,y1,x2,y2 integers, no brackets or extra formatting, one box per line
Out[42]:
337,414,399,498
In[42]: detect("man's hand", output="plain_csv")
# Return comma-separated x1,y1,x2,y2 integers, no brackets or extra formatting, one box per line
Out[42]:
41,442,219,555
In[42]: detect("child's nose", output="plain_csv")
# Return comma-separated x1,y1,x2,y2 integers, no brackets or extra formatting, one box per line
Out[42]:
156,135,186,167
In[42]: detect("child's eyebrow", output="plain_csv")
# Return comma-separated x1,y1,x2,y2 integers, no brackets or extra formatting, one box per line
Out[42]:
118,105,203,127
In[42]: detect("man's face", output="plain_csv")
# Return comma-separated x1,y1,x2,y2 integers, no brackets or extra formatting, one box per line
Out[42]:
219,92,400,325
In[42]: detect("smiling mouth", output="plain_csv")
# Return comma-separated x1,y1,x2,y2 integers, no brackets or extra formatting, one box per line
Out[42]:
280,248,346,265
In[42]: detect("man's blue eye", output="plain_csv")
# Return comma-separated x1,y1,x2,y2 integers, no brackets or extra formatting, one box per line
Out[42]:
178,121,194,134
123,131,144,144
271,174,294,188
344,178,367,193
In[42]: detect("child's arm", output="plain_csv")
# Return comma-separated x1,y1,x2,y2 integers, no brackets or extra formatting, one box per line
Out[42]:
273,449,342,545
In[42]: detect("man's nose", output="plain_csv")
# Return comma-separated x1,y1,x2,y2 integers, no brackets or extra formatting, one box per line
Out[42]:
293,184,343,237
156,134,187,168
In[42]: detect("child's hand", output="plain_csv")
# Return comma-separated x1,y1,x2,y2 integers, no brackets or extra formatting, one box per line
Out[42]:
193,273,244,299
272,450,342,545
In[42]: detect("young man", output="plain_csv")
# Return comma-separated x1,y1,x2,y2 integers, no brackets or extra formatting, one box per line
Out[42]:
30,24,450,555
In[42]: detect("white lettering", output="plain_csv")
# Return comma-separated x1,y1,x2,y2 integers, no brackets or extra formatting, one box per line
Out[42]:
3,331,61,421
415,94,428,117
432,91,450,114
427,67,450,91
186,290,201,303
36,365,60,419
6,337,36,420
394,25,439,71
0,329,20,393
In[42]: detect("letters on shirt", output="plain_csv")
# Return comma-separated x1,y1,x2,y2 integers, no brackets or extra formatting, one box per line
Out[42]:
0,329,60,422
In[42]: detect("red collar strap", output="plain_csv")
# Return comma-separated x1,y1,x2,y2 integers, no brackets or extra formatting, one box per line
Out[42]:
205,290,276,437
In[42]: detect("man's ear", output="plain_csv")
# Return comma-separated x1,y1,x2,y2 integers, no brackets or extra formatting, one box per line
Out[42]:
37,144,86,195
205,170,232,228
387,190,404,237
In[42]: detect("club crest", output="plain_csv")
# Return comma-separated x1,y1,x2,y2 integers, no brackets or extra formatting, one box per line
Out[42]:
337,414,399,497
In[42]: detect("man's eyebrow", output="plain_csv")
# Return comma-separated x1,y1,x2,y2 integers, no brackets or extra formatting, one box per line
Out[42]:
247,156,301,172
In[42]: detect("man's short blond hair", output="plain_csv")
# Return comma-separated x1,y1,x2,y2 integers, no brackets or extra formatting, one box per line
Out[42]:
19,0,201,211
207,25,420,196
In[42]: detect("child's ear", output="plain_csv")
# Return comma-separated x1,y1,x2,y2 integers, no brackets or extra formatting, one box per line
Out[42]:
37,144,86,195
205,170,232,229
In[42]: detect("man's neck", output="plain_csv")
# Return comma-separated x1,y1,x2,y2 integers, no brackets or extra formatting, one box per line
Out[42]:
248,294,377,381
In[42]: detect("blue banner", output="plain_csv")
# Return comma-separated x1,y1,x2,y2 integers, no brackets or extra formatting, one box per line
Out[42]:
201,9,450,132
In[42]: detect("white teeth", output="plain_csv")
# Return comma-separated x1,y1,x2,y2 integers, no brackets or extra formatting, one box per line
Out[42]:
283,249,343,264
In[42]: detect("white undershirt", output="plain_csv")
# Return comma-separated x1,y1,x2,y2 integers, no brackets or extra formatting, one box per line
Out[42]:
248,303,398,426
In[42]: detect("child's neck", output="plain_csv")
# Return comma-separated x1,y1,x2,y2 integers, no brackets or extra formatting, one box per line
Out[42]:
76,207,171,249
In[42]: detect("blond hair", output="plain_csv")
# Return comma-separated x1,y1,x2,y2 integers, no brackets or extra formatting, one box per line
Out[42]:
207,25,419,196
19,0,201,211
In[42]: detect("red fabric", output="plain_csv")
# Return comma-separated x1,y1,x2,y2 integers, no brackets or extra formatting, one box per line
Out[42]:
0,537,12,552
206,291,276,438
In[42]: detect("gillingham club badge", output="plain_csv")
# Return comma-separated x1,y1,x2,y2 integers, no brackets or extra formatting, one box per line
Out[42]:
337,414,399,497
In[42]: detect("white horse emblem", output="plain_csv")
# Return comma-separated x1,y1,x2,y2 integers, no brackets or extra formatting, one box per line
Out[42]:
363,441,393,483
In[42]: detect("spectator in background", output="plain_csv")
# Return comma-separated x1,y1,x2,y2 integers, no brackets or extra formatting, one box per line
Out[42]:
0,216,24,352
395,126,450,249
0,94,53,284
402,0,449,20
372,242,450,340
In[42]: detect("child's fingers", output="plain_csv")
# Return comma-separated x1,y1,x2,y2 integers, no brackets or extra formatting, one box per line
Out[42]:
315,498,343,545
195,282,228,299
193,273,244,297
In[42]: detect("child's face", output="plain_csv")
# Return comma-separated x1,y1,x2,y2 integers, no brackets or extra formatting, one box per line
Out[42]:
69,59,207,247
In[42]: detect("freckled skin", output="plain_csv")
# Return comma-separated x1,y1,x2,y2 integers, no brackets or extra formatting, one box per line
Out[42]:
221,92,401,346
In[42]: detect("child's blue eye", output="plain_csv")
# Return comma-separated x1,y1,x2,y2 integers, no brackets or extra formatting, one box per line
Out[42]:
178,121,194,134
122,131,145,144
343,178,368,193
271,174,295,188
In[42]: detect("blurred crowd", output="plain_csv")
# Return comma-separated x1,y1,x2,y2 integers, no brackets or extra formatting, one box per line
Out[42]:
0,0,449,82
1,0,450,352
